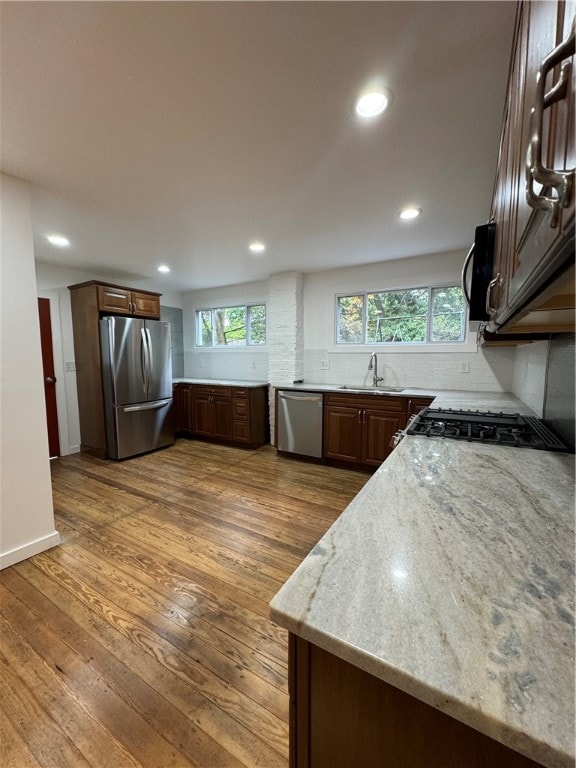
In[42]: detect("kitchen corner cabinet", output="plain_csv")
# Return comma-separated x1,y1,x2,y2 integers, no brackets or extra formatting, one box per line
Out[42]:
289,634,544,768
323,393,407,469
487,0,575,334
175,383,269,448
68,280,162,456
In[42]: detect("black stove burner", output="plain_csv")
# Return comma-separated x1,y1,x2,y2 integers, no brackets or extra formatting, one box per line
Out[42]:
405,408,570,452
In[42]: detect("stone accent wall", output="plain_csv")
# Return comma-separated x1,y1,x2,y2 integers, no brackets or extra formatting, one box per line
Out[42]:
267,271,304,441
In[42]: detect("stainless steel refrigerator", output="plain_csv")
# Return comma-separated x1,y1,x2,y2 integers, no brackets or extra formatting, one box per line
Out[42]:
100,316,174,459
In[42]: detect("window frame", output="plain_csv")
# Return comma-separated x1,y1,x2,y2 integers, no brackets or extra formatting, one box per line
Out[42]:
195,302,267,348
335,284,467,346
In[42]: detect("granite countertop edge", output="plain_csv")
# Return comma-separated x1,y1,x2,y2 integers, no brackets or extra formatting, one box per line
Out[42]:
173,378,268,387
269,390,575,768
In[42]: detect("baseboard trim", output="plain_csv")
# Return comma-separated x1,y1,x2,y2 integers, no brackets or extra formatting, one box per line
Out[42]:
0,530,60,570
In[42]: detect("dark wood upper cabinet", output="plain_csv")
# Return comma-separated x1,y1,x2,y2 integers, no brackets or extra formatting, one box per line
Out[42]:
95,283,161,318
487,1,575,335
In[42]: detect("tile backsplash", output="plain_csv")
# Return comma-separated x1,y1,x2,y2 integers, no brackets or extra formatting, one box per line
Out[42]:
544,334,575,451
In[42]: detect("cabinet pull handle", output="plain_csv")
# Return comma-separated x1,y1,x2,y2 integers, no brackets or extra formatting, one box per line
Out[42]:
526,20,575,227
485,273,501,318
357,411,362,424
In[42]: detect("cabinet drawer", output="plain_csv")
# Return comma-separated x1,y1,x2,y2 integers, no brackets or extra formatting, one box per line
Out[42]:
194,385,232,398
233,420,250,442
233,399,249,418
233,387,249,398
325,393,407,413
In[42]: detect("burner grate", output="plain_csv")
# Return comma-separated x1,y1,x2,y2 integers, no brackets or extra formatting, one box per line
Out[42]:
405,408,570,452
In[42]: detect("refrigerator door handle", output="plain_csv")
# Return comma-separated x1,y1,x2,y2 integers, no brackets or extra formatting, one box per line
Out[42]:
140,328,149,393
145,327,154,390
122,398,172,413
107,316,118,401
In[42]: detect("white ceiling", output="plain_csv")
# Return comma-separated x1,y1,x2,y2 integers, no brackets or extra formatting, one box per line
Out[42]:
1,1,517,293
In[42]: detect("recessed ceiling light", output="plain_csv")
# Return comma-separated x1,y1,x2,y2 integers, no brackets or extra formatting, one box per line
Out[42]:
249,242,266,254
46,234,70,247
398,207,422,220
355,90,390,119
157,265,171,273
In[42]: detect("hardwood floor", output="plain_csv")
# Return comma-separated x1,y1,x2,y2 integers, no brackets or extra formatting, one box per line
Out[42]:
0,440,368,768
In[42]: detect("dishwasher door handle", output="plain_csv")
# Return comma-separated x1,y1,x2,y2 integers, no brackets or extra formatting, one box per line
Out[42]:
279,394,322,403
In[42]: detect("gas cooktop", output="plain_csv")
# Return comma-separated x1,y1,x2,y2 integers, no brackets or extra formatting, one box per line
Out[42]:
405,408,570,452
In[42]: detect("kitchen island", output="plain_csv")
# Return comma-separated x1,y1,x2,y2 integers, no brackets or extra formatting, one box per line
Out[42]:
270,391,575,768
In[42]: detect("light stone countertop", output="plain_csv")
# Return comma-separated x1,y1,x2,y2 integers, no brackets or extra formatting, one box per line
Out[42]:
173,378,268,387
274,382,539,414
270,391,575,768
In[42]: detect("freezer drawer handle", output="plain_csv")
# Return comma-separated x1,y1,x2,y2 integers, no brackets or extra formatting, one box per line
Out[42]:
123,399,172,413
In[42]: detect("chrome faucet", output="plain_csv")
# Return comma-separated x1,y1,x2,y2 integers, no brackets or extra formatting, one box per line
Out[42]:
368,353,384,387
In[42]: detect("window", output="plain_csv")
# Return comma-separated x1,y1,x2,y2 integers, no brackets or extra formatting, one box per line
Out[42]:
337,286,466,344
195,304,266,347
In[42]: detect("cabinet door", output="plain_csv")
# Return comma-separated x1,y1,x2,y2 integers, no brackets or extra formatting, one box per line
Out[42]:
97,285,132,314
508,1,573,315
323,407,362,463
181,386,195,432
193,394,213,437
172,385,182,432
212,394,233,440
361,411,404,467
132,291,161,319
490,1,575,330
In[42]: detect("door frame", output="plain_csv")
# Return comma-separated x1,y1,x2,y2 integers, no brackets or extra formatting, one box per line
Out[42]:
37,290,75,456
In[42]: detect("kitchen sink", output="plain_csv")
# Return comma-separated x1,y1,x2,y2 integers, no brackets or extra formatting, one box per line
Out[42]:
339,385,404,393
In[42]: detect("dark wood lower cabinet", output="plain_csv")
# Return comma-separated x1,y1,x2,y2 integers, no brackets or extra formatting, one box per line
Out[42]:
193,390,232,439
289,634,544,768
323,394,407,469
175,383,269,448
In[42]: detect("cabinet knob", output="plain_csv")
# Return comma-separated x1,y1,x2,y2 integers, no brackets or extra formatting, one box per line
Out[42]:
45,376,57,384
526,20,575,227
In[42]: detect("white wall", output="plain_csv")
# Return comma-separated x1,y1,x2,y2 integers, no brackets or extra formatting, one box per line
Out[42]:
0,175,59,569
181,280,269,381
303,251,515,392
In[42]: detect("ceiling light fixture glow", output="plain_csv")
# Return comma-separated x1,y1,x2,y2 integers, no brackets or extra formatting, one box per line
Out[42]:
249,242,266,254
355,90,389,119
47,234,70,247
398,207,422,220
157,265,171,273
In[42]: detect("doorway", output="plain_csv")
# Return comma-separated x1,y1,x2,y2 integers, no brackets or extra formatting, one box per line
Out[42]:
38,297,61,457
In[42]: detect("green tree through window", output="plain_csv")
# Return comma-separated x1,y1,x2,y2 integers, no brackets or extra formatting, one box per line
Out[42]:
196,304,266,347
337,286,466,344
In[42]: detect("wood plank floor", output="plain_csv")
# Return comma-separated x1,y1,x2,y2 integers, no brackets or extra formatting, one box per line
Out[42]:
0,440,368,768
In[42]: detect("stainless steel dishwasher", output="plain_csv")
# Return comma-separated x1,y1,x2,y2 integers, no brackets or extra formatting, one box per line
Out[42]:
277,390,323,457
